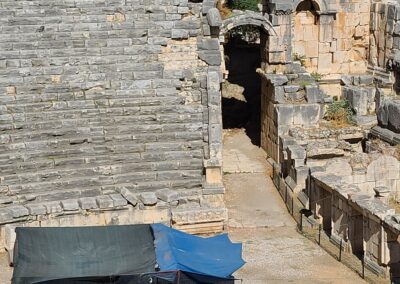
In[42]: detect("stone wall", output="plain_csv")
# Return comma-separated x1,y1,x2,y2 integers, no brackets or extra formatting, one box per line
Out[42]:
0,0,227,245
369,1,400,72
309,171,400,277
264,0,370,77
259,63,326,163
342,75,376,116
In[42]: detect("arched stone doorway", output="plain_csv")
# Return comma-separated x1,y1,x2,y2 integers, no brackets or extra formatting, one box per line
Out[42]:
220,11,277,146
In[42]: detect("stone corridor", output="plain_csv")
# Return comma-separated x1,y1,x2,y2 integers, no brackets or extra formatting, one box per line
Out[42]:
223,129,365,283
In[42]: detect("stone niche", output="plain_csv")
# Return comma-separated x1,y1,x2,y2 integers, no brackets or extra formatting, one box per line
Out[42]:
290,0,369,76
293,0,320,72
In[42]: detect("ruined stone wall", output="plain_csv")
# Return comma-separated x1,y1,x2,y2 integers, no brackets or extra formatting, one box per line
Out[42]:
264,0,370,76
0,0,227,241
309,173,398,276
369,1,400,72
260,66,324,163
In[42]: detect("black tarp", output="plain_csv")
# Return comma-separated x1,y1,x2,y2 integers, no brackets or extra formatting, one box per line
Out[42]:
36,272,235,284
12,225,156,284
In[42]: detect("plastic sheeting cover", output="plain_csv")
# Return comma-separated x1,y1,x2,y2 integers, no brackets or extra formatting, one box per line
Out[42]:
12,225,156,284
151,224,245,279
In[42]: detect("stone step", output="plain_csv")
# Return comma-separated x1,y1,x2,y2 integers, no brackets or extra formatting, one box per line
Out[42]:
0,136,203,155
0,159,202,185
2,96,187,110
1,118,204,137
0,145,204,166
3,169,202,197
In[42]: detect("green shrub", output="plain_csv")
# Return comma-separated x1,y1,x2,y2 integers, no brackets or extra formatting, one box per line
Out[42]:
310,71,324,81
324,100,355,127
229,0,260,11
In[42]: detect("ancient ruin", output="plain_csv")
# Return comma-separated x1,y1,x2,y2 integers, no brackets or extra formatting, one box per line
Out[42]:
2,0,400,280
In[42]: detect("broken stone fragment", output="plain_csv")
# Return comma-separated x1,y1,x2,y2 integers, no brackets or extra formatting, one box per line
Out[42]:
221,81,246,101
139,192,158,205
120,188,138,206
265,74,289,86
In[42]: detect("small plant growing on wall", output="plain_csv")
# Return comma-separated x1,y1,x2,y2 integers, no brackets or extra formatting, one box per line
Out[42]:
310,71,324,81
324,100,355,127
293,53,307,66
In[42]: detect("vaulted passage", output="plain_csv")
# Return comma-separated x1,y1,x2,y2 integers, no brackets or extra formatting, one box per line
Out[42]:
222,26,263,146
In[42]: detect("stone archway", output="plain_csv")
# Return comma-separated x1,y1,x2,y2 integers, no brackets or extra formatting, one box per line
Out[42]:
293,0,329,14
220,10,277,37
219,11,277,146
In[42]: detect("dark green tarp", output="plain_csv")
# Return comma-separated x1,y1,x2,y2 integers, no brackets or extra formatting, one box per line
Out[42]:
12,225,156,284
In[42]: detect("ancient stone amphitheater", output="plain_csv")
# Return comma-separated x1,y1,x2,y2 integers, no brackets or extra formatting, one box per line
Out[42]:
2,0,400,280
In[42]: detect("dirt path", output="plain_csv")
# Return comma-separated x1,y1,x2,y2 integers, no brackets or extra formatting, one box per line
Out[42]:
224,128,365,283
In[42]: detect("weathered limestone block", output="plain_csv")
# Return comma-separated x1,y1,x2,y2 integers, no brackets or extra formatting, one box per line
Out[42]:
171,208,227,225
265,74,289,86
78,197,98,210
275,105,294,126
292,104,320,126
343,86,374,116
44,202,63,214
367,156,399,182
96,195,114,209
325,159,353,176
120,188,138,206
305,85,324,103
156,189,179,202
26,204,46,216
207,8,222,27
109,194,128,207
198,50,222,66
287,144,306,160
378,99,400,133
139,192,158,206
202,0,217,15
8,206,29,218
60,199,80,211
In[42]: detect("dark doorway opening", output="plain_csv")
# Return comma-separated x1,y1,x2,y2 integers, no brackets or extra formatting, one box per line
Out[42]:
349,212,364,259
222,26,262,146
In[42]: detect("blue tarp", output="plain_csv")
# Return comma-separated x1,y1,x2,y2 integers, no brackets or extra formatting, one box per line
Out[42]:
12,224,245,284
151,224,245,279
